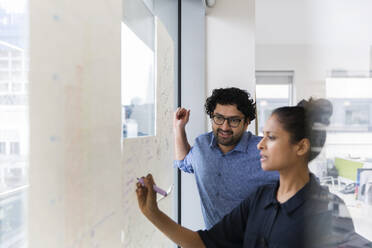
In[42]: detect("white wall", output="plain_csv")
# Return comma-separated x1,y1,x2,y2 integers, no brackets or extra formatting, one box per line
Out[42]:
206,0,256,132
256,0,372,102
256,0,372,45
256,44,371,101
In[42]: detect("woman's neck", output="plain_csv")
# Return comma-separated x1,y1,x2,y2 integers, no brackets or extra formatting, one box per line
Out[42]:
276,164,310,203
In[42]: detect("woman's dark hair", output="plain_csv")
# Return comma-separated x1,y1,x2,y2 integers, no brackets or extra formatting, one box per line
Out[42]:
205,87,256,122
272,98,333,161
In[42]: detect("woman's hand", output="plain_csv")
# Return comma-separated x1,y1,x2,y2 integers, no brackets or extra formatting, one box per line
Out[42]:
135,174,205,248
136,174,160,218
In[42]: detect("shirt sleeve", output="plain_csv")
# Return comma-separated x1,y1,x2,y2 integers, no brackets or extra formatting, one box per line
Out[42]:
197,196,251,248
173,146,194,173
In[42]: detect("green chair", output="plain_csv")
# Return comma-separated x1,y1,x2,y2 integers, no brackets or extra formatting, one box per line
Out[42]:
334,157,363,190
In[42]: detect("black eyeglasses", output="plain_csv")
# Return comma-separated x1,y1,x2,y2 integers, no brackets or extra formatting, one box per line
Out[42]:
212,115,244,128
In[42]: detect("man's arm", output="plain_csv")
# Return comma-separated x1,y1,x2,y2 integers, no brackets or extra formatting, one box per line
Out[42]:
174,107,191,160
136,174,205,248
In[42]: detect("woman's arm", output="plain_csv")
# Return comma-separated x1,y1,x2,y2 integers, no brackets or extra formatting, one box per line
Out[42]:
136,174,205,248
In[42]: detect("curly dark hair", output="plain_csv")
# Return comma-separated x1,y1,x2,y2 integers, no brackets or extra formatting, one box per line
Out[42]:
205,87,256,122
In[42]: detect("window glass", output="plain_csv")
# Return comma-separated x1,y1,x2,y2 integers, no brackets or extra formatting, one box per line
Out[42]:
10,142,20,155
0,0,28,247
326,78,372,158
0,141,5,154
256,0,372,242
121,0,155,138
256,72,293,135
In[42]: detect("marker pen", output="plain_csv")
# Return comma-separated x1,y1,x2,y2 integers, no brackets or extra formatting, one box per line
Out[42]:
137,177,167,197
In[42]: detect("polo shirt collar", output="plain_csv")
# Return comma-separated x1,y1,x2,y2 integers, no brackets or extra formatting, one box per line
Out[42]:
263,182,279,209
209,131,252,153
263,173,319,215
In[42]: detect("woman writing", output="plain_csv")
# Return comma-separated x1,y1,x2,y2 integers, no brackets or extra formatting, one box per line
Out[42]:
136,98,355,248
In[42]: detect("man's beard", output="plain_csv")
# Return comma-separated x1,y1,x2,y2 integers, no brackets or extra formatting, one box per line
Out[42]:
213,128,242,146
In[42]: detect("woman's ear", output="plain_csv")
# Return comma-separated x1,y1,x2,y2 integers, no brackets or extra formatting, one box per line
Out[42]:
296,138,310,157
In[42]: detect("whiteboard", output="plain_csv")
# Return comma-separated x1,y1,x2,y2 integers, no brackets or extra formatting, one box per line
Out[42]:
29,1,124,247
122,18,175,247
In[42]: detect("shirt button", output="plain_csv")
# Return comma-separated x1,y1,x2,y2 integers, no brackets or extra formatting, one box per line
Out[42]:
218,173,221,177
216,192,220,197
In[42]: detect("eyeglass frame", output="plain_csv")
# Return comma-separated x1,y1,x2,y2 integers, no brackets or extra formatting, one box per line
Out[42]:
211,114,246,128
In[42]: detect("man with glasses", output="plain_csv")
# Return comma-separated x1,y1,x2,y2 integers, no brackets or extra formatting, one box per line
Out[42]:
174,87,278,228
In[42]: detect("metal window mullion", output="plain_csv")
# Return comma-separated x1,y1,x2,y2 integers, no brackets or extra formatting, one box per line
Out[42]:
8,50,12,93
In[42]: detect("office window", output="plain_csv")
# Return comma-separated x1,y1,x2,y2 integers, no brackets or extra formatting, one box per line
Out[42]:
326,78,372,158
0,141,5,154
324,77,372,240
0,83,8,92
9,142,20,155
0,0,29,247
11,83,22,92
255,71,293,135
256,0,372,241
121,0,155,138
345,105,369,126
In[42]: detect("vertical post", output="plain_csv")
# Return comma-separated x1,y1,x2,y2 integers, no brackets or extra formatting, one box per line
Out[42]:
177,0,182,232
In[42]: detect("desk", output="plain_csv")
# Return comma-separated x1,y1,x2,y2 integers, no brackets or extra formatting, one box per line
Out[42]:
330,186,372,241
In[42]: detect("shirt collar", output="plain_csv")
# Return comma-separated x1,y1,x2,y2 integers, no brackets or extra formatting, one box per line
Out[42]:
263,173,320,215
263,182,279,209
209,132,217,148
234,131,251,153
209,131,252,153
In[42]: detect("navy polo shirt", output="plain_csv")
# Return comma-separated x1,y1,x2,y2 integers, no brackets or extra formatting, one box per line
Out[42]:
198,174,355,248
174,131,278,228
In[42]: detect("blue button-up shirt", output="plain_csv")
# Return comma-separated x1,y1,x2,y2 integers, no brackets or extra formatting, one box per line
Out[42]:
198,174,356,248
174,131,278,228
